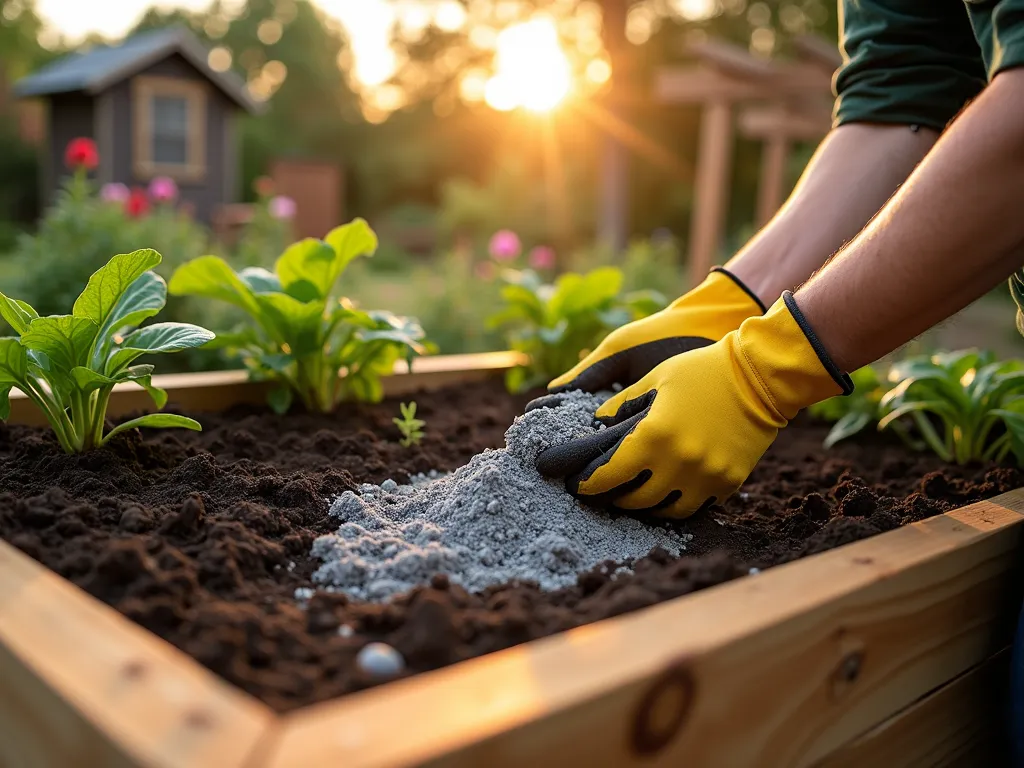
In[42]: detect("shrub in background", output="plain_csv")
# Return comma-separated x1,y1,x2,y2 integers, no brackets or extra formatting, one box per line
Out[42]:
487,266,667,393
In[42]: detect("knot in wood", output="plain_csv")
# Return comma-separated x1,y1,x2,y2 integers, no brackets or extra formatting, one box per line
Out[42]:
630,661,695,756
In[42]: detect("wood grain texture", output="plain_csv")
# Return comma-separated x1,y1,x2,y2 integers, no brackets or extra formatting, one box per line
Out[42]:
815,650,1010,768
0,540,276,768
266,492,1024,768
6,351,527,427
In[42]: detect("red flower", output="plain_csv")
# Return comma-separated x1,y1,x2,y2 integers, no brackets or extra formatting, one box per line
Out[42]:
125,187,149,218
64,137,99,171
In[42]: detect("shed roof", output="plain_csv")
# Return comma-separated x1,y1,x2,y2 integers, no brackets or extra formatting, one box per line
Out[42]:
14,26,261,113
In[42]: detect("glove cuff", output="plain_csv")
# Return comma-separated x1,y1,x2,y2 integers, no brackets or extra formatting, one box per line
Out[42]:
781,292,854,396
710,266,769,314
735,293,853,422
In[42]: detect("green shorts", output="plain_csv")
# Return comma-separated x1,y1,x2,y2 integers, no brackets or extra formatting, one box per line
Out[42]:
834,0,1024,129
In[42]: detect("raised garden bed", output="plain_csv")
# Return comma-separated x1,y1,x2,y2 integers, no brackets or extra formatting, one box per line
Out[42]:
1,352,1023,767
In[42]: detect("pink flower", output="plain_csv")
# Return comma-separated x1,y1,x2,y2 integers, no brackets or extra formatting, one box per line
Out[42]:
269,195,297,220
474,261,497,281
488,229,521,262
528,245,556,270
100,182,130,204
148,176,178,202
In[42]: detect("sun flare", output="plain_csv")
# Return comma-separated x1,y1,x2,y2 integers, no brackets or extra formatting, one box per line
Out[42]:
484,18,572,113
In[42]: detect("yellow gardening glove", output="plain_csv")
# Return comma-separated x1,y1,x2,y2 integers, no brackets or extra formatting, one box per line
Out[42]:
547,267,766,393
535,293,853,518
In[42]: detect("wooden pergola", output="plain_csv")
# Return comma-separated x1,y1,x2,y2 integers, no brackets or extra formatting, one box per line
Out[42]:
648,36,839,286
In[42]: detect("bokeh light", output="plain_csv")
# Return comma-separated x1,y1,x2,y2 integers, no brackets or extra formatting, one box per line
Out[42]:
484,18,572,113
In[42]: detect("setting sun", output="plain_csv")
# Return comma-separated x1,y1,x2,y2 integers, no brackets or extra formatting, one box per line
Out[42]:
484,18,572,113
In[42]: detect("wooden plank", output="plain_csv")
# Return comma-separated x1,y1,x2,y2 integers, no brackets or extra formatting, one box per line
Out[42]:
655,67,765,103
738,105,832,142
756,133,790,226
6,351,526,426
265,492,1024,768
689,99,734,284
815,650,1010,768
0,540,277,768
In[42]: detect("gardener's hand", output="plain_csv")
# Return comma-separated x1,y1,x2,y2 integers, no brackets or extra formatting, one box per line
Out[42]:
547,267,766,393
534,294,852,518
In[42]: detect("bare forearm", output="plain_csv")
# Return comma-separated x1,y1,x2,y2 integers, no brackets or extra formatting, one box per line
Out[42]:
799,70,1024,372
726,123,938,304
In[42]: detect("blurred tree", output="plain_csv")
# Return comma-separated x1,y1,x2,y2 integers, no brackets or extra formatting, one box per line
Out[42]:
378,0,839,248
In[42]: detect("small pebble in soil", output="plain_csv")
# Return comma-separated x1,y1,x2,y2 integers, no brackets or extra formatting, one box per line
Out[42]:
356,642,405,679
748,567,761,575
309,391,688,602
294,587,315,601
337,624,354,637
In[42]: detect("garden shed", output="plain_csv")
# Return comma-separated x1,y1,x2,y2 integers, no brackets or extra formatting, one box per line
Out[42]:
14,26,260,223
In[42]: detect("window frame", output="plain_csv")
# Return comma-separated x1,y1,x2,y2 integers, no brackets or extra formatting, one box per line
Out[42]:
132,75,207,182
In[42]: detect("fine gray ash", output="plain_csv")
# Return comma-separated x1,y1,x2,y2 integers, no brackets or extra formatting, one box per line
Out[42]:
308,391,688,601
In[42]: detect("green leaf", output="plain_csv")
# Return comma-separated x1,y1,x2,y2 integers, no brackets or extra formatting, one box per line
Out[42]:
254,293,325,355
239,267,282,294
323,218,378,283
70,366,116,394
0,385,10,420
91,271,168,367
73,249,161,329
878,400,956,431
21,316,98,372
0,338,27,384
0,292,38,335
201,329,262,351
550,267,623,318
267,385,294,414
102,414,201,445
274,239,339,301
167,256,262,317
107,323,216,373
823,411,872,449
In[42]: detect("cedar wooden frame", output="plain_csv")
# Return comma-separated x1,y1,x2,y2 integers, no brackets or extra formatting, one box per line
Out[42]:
1,352,1022,767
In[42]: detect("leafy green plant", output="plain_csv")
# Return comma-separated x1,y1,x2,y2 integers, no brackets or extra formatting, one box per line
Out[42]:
0,249,214,453
808,366,887,448
487,266,667,393
168,219,432,414
1010,269,1024,337
877,350,1024,464
393,401,425,447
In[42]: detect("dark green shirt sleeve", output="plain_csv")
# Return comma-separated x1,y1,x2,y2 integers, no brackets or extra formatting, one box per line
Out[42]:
967,0,1024,79
834,0,986,131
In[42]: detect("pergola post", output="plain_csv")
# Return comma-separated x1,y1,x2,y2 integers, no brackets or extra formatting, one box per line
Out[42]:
689,99,734,286
654,37,838,283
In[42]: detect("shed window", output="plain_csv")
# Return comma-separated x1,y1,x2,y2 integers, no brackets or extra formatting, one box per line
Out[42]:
151,95,189,165
133,76,206,181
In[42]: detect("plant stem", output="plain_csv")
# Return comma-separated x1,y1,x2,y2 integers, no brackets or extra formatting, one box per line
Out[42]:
23,380,76,453
913,412,953,462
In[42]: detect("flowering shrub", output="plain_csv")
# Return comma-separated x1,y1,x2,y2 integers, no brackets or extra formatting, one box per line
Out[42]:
3,142,209,340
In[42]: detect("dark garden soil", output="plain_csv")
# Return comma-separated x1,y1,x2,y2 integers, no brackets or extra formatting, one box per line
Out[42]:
0,379,1020,712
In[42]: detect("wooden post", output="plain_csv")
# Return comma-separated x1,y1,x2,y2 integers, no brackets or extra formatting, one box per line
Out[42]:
688,99,733,285
756,133,790,226
597,0,630,252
